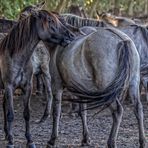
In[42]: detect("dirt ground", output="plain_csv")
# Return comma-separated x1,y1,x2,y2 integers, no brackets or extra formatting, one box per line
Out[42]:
0,94,148,148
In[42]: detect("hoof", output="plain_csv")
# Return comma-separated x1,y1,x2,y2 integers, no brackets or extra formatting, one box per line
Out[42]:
39,115,49,123
27,142,36,148
81,138,91,146
46,143,55,148
140,140,147,148
36,91,42,96
6,144,14,148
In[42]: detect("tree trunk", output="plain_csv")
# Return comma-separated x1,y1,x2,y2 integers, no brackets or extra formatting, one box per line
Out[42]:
128,0,134,16
144,0,148,15
113,0,120,15
90,0,99,18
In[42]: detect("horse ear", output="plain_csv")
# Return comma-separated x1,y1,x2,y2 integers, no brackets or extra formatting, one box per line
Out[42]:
36,1,45,9
30,9,39,18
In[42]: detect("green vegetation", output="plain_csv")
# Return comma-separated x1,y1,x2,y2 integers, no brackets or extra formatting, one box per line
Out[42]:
0,0,148,19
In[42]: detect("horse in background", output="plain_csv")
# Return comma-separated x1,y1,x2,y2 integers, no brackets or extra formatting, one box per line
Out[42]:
0,10,74,148
96,11,136,27
67,4,87,18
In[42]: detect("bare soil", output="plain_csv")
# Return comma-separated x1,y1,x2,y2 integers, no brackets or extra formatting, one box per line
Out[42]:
0,94,148,148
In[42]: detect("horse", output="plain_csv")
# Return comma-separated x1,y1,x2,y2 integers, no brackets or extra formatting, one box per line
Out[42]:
40,23,146,147
59,14,148,103
67,4,87,18
0,10,75,148
0,1,53,122
20,8,146,147
96,12,136,27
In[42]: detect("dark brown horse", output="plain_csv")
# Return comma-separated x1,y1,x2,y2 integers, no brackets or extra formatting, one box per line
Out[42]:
0,10,74,148
0,1,53,123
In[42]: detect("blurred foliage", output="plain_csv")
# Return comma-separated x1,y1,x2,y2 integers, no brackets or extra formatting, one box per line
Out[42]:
0,0,148,19
0,0,40,19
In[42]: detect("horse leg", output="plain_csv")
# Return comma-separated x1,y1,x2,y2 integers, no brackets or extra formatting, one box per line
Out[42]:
47,89,63,147
129,84,147,148
142,80,148,103
107,99,123,148
3,84,14,148
79,103,91,146
39,73,53,123
36,74,43,96
3,94,8,139
23,83,36,148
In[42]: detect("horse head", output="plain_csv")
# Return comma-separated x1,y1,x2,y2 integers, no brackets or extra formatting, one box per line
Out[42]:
31,10,75,47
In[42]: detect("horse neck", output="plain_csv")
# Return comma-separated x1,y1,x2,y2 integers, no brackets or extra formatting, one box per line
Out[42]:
23,36,39,61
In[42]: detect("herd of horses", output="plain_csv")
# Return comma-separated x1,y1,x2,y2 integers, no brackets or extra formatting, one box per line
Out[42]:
0,1,148,148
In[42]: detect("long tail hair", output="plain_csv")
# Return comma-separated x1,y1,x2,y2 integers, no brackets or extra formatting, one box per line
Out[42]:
66,40,132,109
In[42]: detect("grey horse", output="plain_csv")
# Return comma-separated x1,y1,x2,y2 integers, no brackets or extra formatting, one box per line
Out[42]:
42,24,145,148
0,10,74,148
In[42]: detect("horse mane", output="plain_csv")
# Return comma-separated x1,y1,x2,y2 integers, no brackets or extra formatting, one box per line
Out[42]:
0,19,17,33
61,13,107,28
0,15,37,56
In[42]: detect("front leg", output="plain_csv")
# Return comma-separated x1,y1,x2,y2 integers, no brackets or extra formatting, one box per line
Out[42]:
3,84,14,148
23,82,36,148
47,89,63,147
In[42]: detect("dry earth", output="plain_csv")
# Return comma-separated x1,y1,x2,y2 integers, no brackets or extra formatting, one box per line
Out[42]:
0,94,148,148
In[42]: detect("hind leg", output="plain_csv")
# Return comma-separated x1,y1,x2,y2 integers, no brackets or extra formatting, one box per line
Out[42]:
39,73,53,123
129,83,147,148
107,99,123,148
47,89,63,147
36,74,43,96
79,103,91,146
141,80,148,103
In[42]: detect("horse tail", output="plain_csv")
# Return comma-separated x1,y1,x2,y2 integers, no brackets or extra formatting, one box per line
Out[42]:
67,40,132,109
